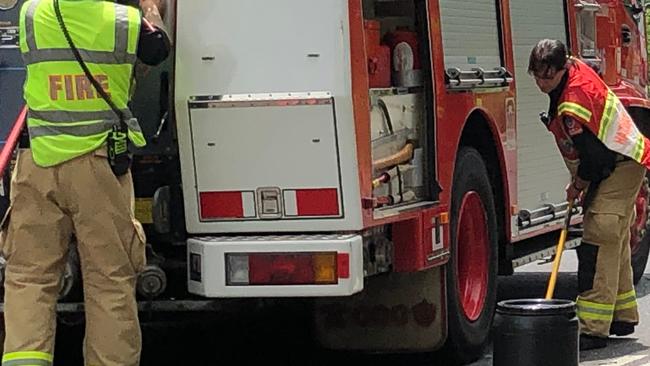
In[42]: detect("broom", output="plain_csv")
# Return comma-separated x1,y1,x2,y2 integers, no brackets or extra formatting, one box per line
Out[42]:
545,200,575,299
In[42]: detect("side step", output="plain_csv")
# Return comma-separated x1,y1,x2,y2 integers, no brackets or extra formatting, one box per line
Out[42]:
511,238,581,268
510,227,583,268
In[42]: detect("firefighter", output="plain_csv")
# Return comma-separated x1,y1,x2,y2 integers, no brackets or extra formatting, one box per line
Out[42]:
529,39,650,351
0,0,170,365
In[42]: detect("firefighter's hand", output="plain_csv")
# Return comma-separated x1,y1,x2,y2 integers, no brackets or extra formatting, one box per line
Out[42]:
140,0,166,20
566,180,586,203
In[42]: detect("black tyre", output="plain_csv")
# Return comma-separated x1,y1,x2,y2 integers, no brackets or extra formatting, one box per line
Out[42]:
442,147,498,365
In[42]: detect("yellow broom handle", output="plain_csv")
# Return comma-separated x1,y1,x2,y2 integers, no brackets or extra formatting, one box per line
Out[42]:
545,201,574,300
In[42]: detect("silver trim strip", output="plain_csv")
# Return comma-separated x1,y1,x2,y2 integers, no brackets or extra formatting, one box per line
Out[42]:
189,92,333,109
427,250,450,262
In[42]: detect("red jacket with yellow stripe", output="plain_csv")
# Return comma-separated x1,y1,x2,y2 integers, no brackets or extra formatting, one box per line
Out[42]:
548,58,650,169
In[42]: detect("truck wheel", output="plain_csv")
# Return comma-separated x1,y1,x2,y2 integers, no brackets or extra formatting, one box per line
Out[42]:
631,175,650,285
442,147,498,364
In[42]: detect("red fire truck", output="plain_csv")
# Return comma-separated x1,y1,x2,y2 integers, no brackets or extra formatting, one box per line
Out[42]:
0,0,649,364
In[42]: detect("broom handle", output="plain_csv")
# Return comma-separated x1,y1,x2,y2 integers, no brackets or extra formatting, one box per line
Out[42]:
545,201,575,299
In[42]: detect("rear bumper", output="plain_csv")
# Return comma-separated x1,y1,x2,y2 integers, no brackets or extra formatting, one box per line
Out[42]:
187,234,364,298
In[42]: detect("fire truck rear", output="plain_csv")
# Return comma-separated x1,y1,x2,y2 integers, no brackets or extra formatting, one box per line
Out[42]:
1,0,650,364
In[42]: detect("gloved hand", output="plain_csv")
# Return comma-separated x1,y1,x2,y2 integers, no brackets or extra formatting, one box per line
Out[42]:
139,0,166,20
565,178,588,203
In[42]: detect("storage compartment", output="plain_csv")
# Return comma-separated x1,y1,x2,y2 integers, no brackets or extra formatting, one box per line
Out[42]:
362,0,433,213
438,0,501,71
188,94,343,222
510,0,571,223
175,0,364,233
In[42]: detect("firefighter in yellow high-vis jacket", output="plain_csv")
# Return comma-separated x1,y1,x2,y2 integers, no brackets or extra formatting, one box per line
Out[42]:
0,1,169,365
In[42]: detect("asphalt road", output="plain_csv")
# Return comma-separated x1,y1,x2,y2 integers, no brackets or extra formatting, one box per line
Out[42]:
49,249,650,365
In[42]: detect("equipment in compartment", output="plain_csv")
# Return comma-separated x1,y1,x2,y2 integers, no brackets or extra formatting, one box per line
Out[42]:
363,0,423,89
384,28,423,88
363,22,423,89
369,90,425,208
363,0,427,209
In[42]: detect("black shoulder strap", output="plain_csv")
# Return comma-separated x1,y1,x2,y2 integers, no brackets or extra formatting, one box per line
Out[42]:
52,0,127,132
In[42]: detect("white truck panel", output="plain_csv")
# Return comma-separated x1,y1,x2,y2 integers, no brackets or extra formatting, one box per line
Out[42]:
174,0,362,233
190,103,342,204
510,0,570,233
439,0,501,71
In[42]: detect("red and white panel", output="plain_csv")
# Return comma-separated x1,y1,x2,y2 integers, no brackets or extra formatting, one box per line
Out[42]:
199,191,256,220
284,188,341,217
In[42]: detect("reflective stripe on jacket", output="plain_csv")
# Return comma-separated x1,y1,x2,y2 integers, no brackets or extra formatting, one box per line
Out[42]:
548,58,650,168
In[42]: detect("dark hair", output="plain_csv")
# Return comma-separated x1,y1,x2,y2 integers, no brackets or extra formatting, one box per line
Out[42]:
528,39,569,77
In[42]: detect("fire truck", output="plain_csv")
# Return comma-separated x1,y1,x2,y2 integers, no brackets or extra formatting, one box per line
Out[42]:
1,0,649,364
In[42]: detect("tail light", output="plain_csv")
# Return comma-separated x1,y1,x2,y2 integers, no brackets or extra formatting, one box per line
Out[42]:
226,252,346,286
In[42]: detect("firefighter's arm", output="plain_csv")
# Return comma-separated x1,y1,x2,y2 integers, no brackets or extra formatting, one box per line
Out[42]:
135,0,171,68
563,116,616,185
563,87,597,123
140,0,166,30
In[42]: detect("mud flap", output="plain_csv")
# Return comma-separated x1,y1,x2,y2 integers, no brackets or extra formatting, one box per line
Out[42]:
313,267,446,352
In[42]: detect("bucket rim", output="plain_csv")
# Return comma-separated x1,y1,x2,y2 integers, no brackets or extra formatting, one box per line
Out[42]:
496,298,576,315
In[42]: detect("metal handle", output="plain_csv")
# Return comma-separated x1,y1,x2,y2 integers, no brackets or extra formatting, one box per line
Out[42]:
575,0,601,12
517,202,577,228
152,111,169,142
446,67,513,90
153,71,171,143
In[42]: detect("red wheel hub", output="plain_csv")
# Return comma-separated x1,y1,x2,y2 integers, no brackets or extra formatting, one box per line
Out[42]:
456,191,489,322
631,177,650,255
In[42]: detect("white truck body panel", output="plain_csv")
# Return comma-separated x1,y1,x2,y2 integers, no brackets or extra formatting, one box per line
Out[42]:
174,0,363,233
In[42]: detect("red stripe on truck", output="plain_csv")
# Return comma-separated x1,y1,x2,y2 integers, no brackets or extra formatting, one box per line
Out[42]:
200,191,244,219
296,188,340,216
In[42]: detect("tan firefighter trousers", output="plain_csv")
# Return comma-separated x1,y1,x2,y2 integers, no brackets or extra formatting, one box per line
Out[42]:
577,159,646,337
0,148,147,366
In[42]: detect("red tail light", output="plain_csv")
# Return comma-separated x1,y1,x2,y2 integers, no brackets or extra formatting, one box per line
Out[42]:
226,252,344,286
249,254,316,285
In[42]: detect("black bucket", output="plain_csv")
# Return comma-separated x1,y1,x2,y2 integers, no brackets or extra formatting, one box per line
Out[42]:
493,299,578,366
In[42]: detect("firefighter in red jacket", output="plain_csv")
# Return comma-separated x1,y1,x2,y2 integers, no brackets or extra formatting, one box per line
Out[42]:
529,39,650,350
